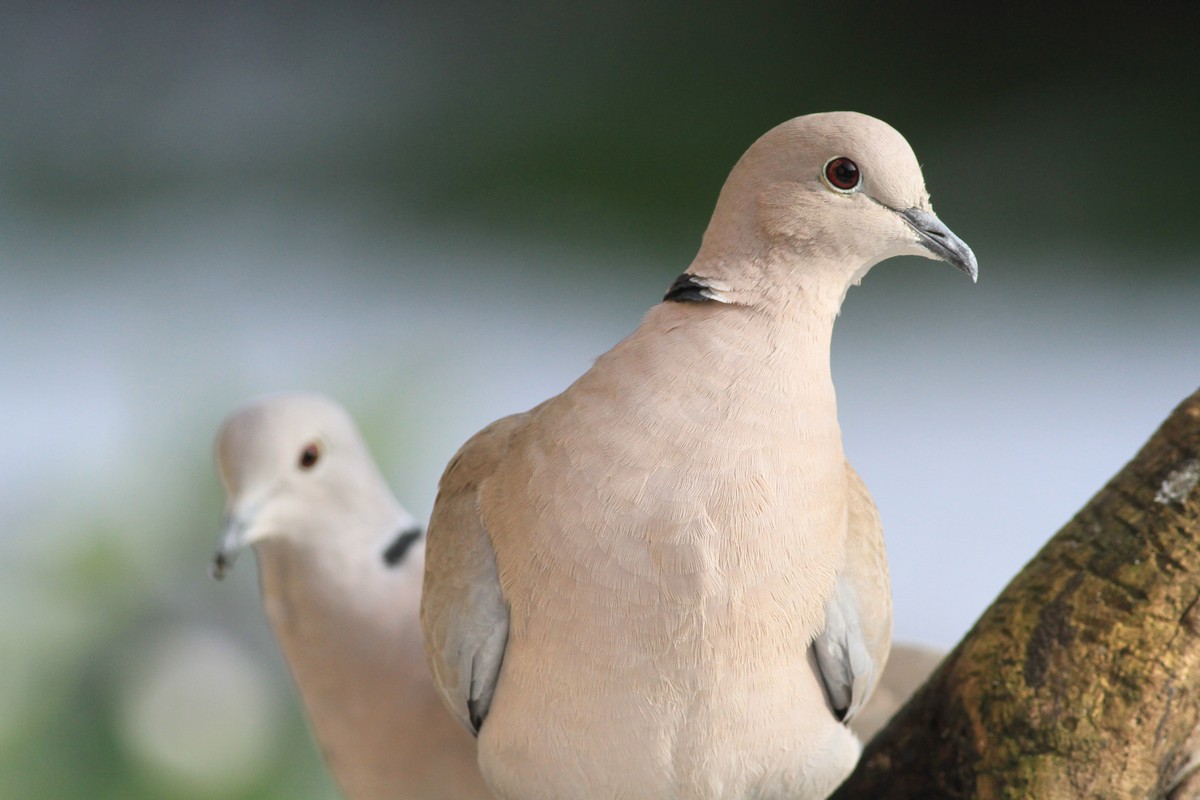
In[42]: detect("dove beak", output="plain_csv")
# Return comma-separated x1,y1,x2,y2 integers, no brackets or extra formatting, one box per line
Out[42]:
211,513,251,580
899,207,978,282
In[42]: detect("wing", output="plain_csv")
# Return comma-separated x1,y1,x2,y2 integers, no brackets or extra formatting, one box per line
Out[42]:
812,461,893,723
421,412,527,735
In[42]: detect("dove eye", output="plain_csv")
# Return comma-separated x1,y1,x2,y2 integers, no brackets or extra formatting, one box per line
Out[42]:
298,442,321,470
823,157,861,192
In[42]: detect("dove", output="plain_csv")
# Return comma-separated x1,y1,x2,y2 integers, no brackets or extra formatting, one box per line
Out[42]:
212,392,493,800
422,111,976,799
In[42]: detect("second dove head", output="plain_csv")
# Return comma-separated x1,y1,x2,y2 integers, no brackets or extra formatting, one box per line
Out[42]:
211,392,382,578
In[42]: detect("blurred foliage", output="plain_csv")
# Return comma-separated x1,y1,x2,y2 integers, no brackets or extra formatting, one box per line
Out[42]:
3,2,1198,265
0,452,338,799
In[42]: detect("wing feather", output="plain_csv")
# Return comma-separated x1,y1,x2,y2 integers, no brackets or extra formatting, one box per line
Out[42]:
812,461,892,723
421,413,527,734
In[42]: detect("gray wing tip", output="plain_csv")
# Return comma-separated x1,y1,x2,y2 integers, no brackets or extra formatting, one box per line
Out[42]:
466,698,484,736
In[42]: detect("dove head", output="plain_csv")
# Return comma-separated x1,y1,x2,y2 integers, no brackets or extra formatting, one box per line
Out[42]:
211,392,392,578
692,112,975,308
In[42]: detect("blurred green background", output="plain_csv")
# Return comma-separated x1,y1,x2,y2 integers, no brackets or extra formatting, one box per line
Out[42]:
2,3,1197,797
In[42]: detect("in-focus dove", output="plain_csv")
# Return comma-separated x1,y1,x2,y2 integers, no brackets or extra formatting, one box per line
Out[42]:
212,393,493,800
422,111,976,800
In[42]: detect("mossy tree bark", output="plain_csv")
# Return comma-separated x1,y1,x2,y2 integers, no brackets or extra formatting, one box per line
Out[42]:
831,388,1200,800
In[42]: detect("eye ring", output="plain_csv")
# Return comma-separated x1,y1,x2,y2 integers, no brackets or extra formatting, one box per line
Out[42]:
298,441,322,470
822,156,861,193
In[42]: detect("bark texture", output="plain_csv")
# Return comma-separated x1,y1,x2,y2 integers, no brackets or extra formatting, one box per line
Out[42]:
831,388,1200,799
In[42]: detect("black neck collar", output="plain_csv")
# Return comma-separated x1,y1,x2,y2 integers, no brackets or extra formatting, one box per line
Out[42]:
663,273,716,304
382,525,423,567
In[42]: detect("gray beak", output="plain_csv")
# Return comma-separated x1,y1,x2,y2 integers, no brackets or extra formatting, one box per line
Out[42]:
211,513,249,580
900,207,978,282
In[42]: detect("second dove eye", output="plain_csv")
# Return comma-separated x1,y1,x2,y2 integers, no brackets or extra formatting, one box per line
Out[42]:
298,442,321,470
824,157,861,192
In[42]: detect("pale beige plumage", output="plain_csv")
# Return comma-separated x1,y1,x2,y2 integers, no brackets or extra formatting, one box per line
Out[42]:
422,111,976,799
212,393,493,800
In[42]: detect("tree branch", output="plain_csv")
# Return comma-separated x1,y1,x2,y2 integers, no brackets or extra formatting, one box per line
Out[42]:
832,388,1200,799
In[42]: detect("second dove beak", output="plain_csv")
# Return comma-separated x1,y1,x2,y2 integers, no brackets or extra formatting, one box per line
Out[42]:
211,513,250,580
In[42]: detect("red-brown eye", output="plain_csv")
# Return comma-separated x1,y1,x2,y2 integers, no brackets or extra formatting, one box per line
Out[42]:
298,442,321,470
824,157,861,191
